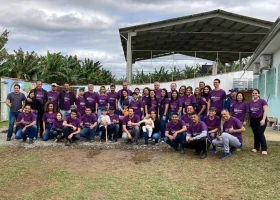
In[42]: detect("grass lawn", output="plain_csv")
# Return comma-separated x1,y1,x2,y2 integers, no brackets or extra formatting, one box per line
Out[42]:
0,126,279,200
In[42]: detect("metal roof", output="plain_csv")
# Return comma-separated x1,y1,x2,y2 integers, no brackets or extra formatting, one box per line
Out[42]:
119,9,274,63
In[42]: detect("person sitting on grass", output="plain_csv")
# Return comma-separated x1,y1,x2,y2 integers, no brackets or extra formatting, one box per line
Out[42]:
52,112,64,142
203,107,221,153
122,108,140,144
107,106,120,142
164,112,187,153
212,109,245,159
80,107,98,143
98,107,111,142
15,104,37,144
42,102,57,141
181,112,209,159
63,110,81,146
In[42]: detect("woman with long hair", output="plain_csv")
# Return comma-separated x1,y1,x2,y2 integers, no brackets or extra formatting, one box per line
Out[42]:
183,86,196,114
143,110,160,145
249,89,268,155
145,90,159,117
194,87,206,120
169,90,182,118
178,85,186,102
42,102,57,141
141,87,150,108
159,88,169,139
118,89,133,117
97,86,109,117
202,85,212,114
231,92,248,126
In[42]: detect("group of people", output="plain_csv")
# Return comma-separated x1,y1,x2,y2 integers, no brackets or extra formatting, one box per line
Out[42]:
5,79,269,159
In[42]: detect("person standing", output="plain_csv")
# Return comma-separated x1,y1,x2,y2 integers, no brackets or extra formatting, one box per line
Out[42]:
28,80,48,138
47,83,60,110
75,88,86,117
208,79,226,118
159,89,169,140
145,90,159,117
199,81,205,93
58,83,76,120
169,90,182,118
84,84,98,115
249,89,268,155
168,82,177,99
129,92,143,119
154,82,162,100
6,84,26,141
224,88,237,111
117,81,133,98
182,86,196,114
231,92,248,126
194,87,206,120
107,84,118,111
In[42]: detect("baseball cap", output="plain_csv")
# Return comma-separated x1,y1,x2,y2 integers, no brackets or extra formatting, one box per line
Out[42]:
228,88,238,92
109,106,115,110
52,83,58,87
70,105,76,110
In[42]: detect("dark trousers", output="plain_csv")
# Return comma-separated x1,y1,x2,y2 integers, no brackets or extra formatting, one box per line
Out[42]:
216,111,222,119
250,117,267,151
100,126,107,140
182,137,210,153
63,126,80,141
37,108,44,137
164,133,186,150
107,124,119,140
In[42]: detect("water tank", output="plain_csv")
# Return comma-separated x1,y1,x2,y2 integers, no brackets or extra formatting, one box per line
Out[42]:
233,78,248,90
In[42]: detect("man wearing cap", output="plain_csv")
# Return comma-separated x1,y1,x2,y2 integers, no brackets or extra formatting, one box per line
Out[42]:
58,83,76,120
107,106,120,142
48,83,60,110
224,88,238,111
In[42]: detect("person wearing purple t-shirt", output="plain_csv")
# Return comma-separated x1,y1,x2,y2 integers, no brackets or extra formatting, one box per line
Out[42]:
75,88,86,117
208,79,226,118
63,110,81,146
249,89,268,155
117,81,133,99
118,89,133,113
58,83,76,120
107,106,119,142
159,89,170,139
107,84,118,111
122,108,140,144
97,86,109,117
168,82,177,99
42,102,57,141
47,83,59,109
66,105,82,119
181,113,209,159
83,84,98,115
164,113,187,152
178,85,186,103
181,105,195,130
194,87,206,120
169,90,182,118
15,105,37,144
28,80,48,138
130,92,144,119
52,112,64,141
212,110,245,159
141,87,150,115
145,90,159,116
183,86,196,114
154,82,162,100
231,92,248,125
80,107,98,142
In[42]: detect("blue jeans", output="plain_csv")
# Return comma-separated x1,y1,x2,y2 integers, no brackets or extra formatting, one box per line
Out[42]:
164,133,186,150
199,114,206,121
108,124,119,140
160,111,169,139
15,125,37,140
42,124,54,141
143,131,160,143
98,106,108,117
8,111,20,137
80,127,97,140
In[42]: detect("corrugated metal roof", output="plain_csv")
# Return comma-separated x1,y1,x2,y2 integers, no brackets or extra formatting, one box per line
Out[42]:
119,9,274,63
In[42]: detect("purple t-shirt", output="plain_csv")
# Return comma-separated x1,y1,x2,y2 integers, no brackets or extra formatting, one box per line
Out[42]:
66,112,81,119
183,95,196,109
188,121,207,137
249,98,268,118
223,116,243,143
146,99,158,114
42,112,56,126
84,91,98,109
166,120,186,135
107,92,118,107
230,98,237,109
62,92,71,110
203,116,221,131
98,95,108,107
75,96,86,116
123,114,140,130
169,99,182,113
52,120,63,131
36,89,44,104
130,99,143,118
231,102,248,122
154,89,162,100
65,117,81,130
47,91,59,108
181,114,192,128
117,89,133,100
178,95,185,103
16,112,36,129
108,114,119,127
159,97,170,110
141,96,149,107
209,89,226,112
81,114,97,128
195,97,206,114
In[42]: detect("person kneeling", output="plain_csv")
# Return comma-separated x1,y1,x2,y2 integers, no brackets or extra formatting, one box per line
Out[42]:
122,108,140,144
15,105,37,144
212,109,245,159
182,113,209,159
63,110,81,146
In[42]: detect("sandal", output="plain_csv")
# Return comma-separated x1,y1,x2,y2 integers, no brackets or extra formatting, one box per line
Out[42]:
261,151,268,155
251,149,258,153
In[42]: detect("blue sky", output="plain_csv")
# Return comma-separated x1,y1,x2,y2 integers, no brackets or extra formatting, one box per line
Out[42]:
1,0,279,78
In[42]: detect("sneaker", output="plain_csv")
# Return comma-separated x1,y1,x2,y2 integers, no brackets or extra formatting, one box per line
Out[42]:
29,139,34,144
22,138,27,143
194,149,200,155
230,147,237,154
237,144,243,151
126,139,132,144
6,137,11,141
210,147,217,154
180,149,185,154
65,140,71,146
134,140,139,145
148,138,152,141
161,138,165,143
171,147,178,152
144,142,148,146
220,152,232,159
200,152,207,159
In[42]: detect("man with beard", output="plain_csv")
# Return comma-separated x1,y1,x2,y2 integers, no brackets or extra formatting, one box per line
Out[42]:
58,83,76,120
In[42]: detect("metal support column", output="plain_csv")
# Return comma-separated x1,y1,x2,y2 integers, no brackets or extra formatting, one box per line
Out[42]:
126,32,136,84
239,52,242,70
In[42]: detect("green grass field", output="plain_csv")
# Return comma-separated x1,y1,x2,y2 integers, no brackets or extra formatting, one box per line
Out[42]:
0,127,279,200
